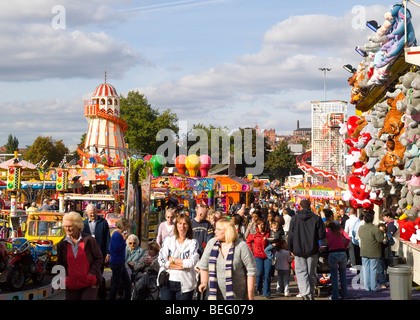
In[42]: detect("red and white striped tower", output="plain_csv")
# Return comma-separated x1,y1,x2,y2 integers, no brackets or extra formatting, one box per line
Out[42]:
77,76,128,166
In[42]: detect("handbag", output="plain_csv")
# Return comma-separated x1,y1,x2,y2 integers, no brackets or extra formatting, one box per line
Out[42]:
158,270,170,287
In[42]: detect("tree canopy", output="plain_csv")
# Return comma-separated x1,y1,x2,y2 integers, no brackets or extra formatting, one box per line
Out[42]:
265,140,300,181
120,91,178,156
23,136,69,167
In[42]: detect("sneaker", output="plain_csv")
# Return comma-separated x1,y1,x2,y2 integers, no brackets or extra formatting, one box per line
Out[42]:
284,292,290,297
349,267,358,273
296,293,302,298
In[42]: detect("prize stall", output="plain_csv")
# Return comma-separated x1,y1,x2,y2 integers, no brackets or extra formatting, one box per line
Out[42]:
343,2,420,284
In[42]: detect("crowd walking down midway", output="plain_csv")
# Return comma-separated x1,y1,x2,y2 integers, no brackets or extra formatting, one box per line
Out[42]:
56,190,406,301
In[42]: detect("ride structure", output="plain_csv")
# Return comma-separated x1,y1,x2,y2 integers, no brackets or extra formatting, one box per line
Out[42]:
77,79,129,167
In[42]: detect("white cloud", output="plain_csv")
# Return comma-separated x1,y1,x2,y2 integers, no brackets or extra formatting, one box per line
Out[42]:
0,1,142,81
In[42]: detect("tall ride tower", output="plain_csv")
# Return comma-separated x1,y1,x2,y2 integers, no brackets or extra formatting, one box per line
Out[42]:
77,79,128,166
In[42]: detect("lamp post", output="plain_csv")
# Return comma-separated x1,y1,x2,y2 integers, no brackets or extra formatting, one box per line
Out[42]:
319,67,331,100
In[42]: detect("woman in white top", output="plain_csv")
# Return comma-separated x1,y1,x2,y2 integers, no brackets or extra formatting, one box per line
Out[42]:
156,207,176,246
158,213,200,300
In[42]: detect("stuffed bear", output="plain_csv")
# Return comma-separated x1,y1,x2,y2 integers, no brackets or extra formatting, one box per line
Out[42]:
398,219,417,241
376,4,417,68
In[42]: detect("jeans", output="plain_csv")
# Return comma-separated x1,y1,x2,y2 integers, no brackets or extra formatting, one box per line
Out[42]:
160,280,194,300
109,263,132,300
294,254,318,298
276,269,290,294
264,244,275,260
377,257,387,287
255,257,272,297
328,251,347,300
361,257,379,291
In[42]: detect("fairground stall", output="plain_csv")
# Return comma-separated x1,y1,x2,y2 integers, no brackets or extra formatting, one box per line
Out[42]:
343,2,420,284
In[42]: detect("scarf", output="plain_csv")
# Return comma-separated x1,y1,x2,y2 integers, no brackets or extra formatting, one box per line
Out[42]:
208,240,234,300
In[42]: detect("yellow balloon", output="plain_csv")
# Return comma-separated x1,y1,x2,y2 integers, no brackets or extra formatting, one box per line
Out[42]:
185,154,201,177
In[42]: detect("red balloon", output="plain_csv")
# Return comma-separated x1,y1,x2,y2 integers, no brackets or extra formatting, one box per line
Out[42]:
175,155,187,174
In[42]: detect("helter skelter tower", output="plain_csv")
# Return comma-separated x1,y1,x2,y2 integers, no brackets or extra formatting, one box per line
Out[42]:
77,76,128,167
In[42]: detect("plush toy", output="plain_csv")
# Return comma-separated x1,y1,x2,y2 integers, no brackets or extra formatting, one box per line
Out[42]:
398,219,416,241
348,175,374,209
377,93,405,139
376,4,417,68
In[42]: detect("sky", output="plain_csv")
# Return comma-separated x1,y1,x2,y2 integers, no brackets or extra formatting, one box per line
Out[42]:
0,0,411,151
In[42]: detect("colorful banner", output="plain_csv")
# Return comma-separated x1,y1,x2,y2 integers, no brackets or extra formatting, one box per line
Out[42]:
151,176,214,192
39,167,125,182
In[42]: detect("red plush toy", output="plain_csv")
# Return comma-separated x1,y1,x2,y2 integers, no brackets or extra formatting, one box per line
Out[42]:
346,116,360,137
398,219,416,241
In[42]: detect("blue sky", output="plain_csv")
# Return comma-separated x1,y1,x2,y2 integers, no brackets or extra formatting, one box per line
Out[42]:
0,1,406,150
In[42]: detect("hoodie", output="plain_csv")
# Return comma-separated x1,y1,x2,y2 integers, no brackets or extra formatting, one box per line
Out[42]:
287,208,326,258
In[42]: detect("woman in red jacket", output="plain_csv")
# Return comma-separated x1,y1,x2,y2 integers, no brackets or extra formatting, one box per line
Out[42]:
57,211,103,300
246,219,272,298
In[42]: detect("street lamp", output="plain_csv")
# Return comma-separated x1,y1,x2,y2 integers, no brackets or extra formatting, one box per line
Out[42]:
343,64,357,73
319,67,331,100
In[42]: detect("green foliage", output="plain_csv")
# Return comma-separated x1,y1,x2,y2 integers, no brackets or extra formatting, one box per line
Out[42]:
5,134,19,160
120,91,178,155
129,158,154,184
265,140,299,181
23,136,69,167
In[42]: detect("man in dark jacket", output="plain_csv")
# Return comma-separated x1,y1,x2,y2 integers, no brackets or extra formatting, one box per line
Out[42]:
288,199,326,300
82,203,111,300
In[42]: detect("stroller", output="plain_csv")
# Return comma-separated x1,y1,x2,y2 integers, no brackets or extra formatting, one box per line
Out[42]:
315,246,331,297
131,270,159,300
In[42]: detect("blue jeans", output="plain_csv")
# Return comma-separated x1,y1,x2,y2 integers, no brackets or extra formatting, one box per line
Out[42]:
160,280,194,300
109,263,132,300
361,257,379,291
255,257,272,297
264,244,275,259
377,257,387,287
328,251,347,300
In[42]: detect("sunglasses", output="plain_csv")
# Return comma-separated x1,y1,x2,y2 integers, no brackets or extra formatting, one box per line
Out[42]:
128,242,135,245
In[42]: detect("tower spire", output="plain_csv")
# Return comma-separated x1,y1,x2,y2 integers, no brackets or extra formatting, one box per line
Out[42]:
105,70,107,84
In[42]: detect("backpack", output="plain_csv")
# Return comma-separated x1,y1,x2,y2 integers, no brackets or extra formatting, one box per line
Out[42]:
352,219,360,246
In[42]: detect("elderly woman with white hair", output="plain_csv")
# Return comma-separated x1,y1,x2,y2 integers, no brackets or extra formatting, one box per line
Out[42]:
125,234,145,276
57,211,104,300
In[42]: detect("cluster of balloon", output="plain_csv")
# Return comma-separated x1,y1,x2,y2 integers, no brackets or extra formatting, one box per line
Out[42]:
175,155,187,174
199,155,212,177
176,154,213,177
185,155,201,177
150,154,166,177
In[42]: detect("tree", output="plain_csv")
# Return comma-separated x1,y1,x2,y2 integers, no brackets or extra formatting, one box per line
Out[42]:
120,91,178,155
265,140,300,182
228,127,271,177
23,136,69,167
5,134,19,160
68,133,86,163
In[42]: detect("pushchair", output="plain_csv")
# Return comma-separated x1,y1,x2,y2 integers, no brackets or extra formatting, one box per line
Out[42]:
315,247,331,297
131,271,159,300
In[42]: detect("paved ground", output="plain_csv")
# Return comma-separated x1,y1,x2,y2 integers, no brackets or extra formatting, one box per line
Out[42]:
3,267,419,301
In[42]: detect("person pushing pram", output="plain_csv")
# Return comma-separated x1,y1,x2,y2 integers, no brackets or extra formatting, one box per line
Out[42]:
131,242,161,300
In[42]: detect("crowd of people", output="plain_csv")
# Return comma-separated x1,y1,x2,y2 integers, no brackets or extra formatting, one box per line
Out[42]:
56,193,402,301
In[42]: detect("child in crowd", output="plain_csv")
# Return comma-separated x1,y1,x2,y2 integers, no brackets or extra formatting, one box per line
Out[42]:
274,240,293,297
378,223,395,289
264,221,283,260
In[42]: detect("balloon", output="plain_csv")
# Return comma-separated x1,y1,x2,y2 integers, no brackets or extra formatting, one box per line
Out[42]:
185,154,201,177
144,154,153,162
175,155,187,174
199,155,212,177
150,155,166,177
